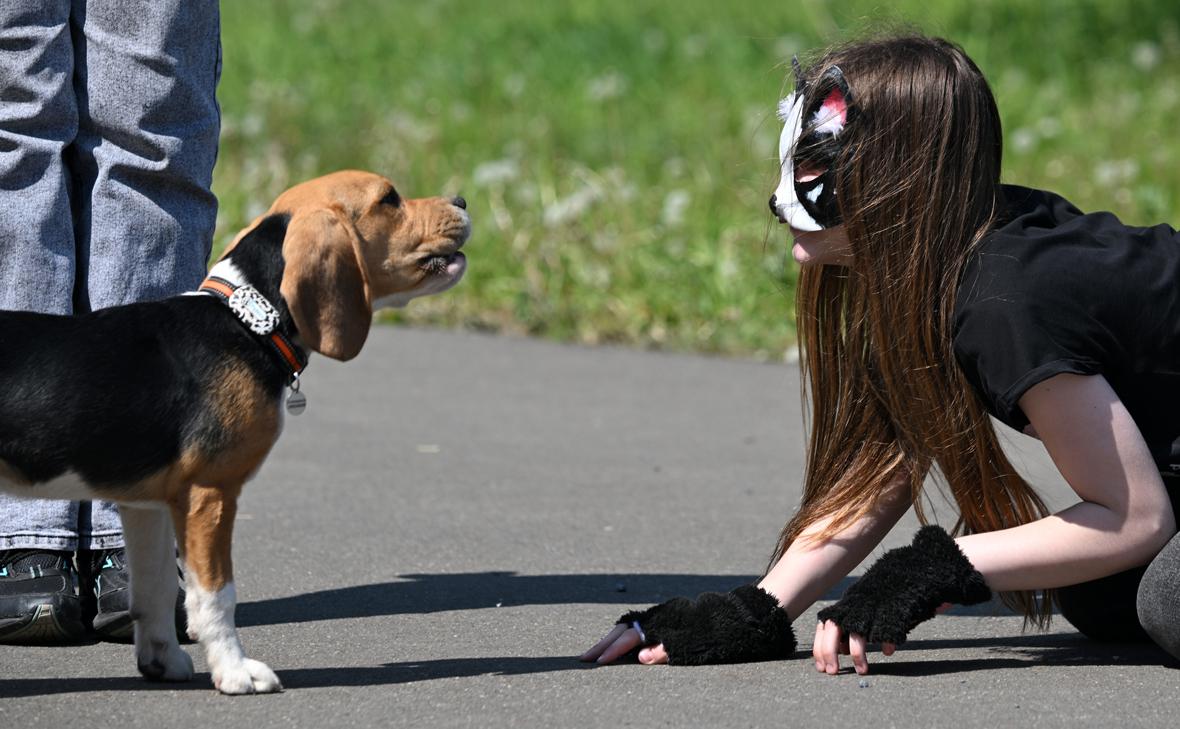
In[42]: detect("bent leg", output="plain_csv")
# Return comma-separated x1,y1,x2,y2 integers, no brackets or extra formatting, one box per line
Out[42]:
175,484,281,695
1137,531,1180,661
1056,566,1151,643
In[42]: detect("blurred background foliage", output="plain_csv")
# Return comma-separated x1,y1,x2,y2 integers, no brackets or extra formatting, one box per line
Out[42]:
216,0,1180,359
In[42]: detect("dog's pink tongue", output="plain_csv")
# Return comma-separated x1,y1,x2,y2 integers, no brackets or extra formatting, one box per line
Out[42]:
446,252,467,276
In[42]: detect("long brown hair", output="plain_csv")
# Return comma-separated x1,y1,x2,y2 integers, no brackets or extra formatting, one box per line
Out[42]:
771,35,1053,624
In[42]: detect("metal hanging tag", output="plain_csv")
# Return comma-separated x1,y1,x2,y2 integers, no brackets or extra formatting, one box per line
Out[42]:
286,375,307,415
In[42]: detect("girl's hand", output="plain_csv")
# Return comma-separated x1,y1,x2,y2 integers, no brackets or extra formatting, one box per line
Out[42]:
582,585,794,665
812,602,949,675
580,623,669,664
812,619,897,675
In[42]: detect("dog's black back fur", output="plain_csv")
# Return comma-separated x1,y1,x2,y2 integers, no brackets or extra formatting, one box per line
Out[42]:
0,214,298,489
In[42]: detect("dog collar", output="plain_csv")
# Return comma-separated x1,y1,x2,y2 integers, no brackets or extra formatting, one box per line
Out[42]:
198,276,309,384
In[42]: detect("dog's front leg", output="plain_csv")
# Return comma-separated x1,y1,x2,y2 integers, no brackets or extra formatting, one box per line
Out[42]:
117,504,194,682
175,484,282,695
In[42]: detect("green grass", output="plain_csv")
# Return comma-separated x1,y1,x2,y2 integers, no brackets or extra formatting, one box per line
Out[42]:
215,0,1180,358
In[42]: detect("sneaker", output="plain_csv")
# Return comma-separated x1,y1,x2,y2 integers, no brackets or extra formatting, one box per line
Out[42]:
80,548,189,643
83,548,133,641
0,549,86,644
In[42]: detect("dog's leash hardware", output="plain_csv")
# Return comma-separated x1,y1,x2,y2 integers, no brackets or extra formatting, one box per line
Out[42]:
286,373,307,415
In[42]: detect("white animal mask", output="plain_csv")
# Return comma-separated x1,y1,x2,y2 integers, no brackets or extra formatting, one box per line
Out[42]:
771,58,854,230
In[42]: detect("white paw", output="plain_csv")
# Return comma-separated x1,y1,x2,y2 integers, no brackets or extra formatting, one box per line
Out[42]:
213,658,284,695
136,640,195,682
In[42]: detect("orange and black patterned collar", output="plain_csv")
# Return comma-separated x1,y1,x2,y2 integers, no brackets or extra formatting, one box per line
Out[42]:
199,276,308,383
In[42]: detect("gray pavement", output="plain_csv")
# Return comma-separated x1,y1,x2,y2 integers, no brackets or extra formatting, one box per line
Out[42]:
1,327,1176,727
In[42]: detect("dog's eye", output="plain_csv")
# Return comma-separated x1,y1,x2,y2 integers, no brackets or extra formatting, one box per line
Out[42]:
379,188,402,208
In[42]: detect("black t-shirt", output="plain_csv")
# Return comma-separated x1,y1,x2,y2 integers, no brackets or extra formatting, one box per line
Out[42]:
953,184,1180,473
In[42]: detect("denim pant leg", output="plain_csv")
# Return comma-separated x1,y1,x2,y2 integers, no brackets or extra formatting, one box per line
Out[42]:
0,1,77,314
68,0,221,548
71,0,220,312
0,1,84,551
0,0,221,544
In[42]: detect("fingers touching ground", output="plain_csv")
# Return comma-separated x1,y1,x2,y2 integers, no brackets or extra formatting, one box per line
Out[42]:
811,600,949,675
813,619,893,676
848,632,868,674
813,620,843,674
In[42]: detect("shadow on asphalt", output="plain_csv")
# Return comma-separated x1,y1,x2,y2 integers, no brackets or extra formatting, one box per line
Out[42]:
234,568,1038,622
872,632,1179,675
236,572,769,626
0,675,211,697
17,579,1166,698
0,658,584,697
235,572,1015,628
2,638,1171,697
280,657,590,688
4,629,1173,697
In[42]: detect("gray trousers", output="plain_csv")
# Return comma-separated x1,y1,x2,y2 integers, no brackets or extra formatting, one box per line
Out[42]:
0,0,220,550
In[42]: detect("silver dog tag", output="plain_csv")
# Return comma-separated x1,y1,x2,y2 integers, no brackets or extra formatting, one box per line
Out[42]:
286,377,307,415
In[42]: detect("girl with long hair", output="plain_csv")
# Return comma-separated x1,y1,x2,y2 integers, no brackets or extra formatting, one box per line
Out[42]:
582,33,1180,673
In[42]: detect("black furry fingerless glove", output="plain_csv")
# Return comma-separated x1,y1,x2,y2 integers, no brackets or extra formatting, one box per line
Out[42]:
816,525,991,645
617,584,796,665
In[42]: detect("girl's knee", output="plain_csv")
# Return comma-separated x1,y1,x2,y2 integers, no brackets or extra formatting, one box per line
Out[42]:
1136,551,1180,660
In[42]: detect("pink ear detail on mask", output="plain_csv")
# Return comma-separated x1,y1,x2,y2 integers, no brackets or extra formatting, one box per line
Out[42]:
811,88,848,135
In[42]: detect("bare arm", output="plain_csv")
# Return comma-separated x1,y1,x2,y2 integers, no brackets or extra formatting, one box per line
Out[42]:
957,373,1176,590
582,470,911,665
815,373,1178,677
759,473,911,618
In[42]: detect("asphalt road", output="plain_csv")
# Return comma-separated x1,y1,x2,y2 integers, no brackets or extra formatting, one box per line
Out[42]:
1,327,1176,727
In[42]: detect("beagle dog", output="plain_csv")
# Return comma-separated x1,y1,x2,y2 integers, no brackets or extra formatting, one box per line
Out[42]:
0,170,470,694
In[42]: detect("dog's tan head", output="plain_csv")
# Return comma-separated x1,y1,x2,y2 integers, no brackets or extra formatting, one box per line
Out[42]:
225,170,470,361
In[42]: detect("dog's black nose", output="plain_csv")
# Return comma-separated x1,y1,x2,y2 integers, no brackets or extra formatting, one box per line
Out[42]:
768,194,777,216
452,196,467,210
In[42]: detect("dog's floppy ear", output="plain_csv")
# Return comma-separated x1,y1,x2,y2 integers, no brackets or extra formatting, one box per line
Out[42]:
279,208,372,361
